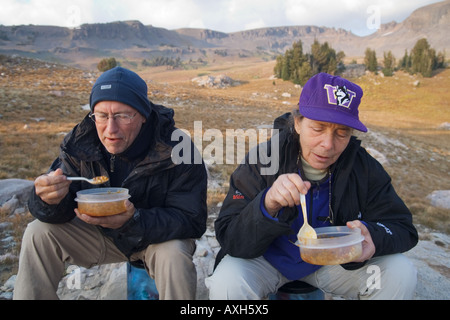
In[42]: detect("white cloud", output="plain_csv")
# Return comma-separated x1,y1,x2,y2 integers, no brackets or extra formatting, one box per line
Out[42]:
188,19,206,29
114,0,206,29
0,0,94,27
244,18,267,31
284,0,374,32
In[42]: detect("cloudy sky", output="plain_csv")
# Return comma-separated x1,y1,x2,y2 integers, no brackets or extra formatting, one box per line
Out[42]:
0,0,443,36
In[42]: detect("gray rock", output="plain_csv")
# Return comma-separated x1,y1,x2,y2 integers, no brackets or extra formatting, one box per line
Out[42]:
1,195,20,216
427,190,450,209
0,179,34,206
404,229,450,300
1,179,449,300
57,263,127,300
0,275,16,300
192,74,235,89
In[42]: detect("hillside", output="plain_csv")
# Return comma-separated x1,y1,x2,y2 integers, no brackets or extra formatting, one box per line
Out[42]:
363,0,450,57
0,54,449,299
0,1,449,69
0,53,449,228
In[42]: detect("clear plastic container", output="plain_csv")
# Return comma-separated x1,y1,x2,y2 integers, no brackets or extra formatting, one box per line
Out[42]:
296,226,364,265
75,188,130,217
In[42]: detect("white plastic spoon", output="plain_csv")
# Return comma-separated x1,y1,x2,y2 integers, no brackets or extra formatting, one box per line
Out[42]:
67,176,109,185
297,193,317,240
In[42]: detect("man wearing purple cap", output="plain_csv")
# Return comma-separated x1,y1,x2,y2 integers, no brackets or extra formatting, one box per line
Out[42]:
207,73,418,300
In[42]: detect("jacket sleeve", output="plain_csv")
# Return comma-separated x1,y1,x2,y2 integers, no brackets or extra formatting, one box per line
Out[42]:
28,154,80,224
359,151,418,257
105,161,208,257
214,159,295,259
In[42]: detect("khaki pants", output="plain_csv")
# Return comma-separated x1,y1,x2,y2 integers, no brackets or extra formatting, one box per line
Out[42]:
13,218,197,300
206,254,417,300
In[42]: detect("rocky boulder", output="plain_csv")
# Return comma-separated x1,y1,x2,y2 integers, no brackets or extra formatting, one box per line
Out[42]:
1,179,449,300
427,190,450,210
0,179,33,215
191,74,237,89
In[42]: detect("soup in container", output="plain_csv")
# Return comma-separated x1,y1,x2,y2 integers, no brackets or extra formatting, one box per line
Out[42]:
297,226,364,265
75,188,130,217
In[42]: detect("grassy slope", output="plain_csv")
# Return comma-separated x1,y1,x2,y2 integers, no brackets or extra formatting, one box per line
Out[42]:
0,57,449,285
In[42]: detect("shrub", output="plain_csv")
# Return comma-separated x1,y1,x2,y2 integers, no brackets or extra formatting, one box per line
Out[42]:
382,51,395,77
364,48,378,73
97,57,117,72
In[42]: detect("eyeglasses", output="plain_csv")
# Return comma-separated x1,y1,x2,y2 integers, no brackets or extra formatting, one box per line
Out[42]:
89,112,137,125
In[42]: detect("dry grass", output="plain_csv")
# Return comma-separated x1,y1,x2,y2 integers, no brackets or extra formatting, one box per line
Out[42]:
147,60,450,219
0,56,449,233
357,70,450,128
351,70,450,233
0,54,449,287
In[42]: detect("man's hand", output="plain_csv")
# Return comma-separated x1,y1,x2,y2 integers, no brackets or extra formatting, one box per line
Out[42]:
75,200,135,229
264,174,311,217
347,220,376,262
35,168,71,205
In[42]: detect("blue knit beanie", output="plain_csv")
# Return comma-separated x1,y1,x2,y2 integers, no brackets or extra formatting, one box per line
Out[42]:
89,67,152,119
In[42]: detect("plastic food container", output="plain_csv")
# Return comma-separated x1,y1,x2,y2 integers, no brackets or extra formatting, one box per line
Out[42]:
75,188,130,217
296,226,364,265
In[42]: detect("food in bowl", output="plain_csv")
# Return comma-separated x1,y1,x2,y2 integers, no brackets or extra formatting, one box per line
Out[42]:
75,188,130,217
297,226,364,265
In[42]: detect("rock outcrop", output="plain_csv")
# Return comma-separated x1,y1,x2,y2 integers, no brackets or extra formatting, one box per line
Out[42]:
1,178,449,300
0,1,449,68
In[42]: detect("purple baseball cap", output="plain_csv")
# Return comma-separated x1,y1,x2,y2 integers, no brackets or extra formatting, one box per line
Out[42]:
299,73,367,132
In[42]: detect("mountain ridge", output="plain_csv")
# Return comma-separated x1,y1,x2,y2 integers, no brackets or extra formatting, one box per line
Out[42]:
0,1,448,69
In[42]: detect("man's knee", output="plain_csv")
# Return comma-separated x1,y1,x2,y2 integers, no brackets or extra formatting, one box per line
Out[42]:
149,239,195,261
21,219,53,247
142,239,196,277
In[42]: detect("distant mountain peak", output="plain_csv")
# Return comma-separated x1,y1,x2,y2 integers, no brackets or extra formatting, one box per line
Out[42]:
0,1,448,69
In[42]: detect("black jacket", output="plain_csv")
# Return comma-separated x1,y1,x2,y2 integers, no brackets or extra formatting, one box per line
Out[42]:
215,113,418,268
28,104,207,257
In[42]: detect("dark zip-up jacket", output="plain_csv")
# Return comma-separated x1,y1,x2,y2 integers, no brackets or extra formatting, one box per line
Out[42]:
28,104,207,257
214,113,418,271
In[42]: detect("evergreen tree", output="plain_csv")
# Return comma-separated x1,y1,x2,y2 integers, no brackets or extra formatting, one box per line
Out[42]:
382,51,395,77
297,61,313,86
398,40,444,77
281,49,292,81
436,50,446,69
410,38,436,77
364,48,378,73
398,50,411,72
273,39,344,86
274,55,284,79
289,41,307,83
310,40,343,75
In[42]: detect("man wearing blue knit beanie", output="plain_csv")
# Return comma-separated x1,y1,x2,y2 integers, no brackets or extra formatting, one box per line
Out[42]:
15,67,207,300
90,66,152,120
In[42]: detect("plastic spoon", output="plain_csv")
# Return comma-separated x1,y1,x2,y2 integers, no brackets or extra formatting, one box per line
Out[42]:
297,193,317,240
67,176,109,185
